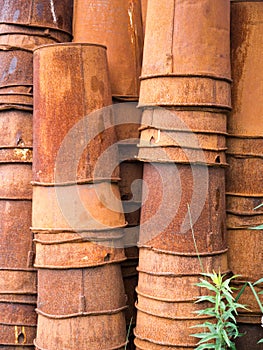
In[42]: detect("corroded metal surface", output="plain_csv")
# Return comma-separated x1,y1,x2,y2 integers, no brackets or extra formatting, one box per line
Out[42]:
0,164,32,199
0,24,72,49
229,1,263,136
139,0,231,108
232,281,263,316
138,247,229,276
0,200,33,269
0,0,73,34
119,161,143,201
33,43,119,183
140,0,147,35
227,229,262,281
73,0,143,100
35,311,127,350
0,92,33,106
0,109,32,147
37,264,127,315
0,46,33,89
141,109,227,134
134,336,196,349
0,302,36,347
0,147,32,163
32,183,126,230
0,269,37,296
34,231,126,269
139,163,227,253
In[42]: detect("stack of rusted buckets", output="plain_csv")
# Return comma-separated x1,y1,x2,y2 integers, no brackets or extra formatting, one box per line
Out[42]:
72,1,144,348
226,1,263,348
0,1,73,348
134,0,232,348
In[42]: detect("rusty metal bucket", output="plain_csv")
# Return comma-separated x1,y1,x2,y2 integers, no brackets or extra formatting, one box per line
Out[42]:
229,1,263,137
0,164,32,199
0,0,73,34
33,43,119,184
138,0,231,108
139,163,227,253
32,182,126,230
0,301,37,347
73,0,143,100
0,24,72,50
0,109,32,148
35,264,128,349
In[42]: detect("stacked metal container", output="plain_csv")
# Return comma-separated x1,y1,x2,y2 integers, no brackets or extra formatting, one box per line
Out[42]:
0,1,73,348
73,2,144,348
135,0,231,348
227,1,263,348
32,43,128,349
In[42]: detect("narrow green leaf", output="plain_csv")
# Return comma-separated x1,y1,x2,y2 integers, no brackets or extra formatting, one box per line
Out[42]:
258,339,263,344
254,278,263,286
250,224,263,230
195,344,217,350
248,282,263,313
222,329,231,347
235,282,248,302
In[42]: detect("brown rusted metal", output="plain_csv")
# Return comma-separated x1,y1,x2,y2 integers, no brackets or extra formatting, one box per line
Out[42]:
0,0,73,34
73,0,143,100
0,301,36,347
232,281,263,316
35,311,127,350
0,269,37,298
120,161,143,201
229,1,263,137
0,147,32,163
0,24,72,49
37,264,127,315
140,0,148,36
139,163,227,253
227,229,262,281
138,247,229,276
141,109,227,134
138,0,231,108
0,109,32,147
0,46,33,89
33,230,126,269
33,43,119,183
32,182,126,230
0,92,33,107
0,164,32,199
235,324,263,350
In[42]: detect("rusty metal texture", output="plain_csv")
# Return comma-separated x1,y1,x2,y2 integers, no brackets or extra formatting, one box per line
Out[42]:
140,0,147,36
0,92,33,107
35,311,127,350
37,264,127,315
0,164,32,199
33,43,119,183
0,147,32,163
134,310,214,348
33,231,126,269
0,301,36,347
235,324,263,350
138,247,229,276
32,183,126,230
139,163,227,253
0,200,34,269
139,0,231,108
134,336,196,349
73,0,143,100
0,24,72,50
229,1,263,137
227,229,262,281
0,269,37,297
121,258,138,325
0,0,73,34
119,161,143,201
113,100,142,141
0,46,33,90
141,109,227,134
232,281,263,316
0,109,32,147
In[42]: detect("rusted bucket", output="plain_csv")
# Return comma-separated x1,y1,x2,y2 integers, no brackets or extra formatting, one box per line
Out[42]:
232,281,263,317
0,0,73,34
33,43,119,184
0,46,33,90
227,229,262,281
0,24,72,50
229,1,263,137
138,0,231,108
35,265,127,349
139,163,227,253
73,0,143,100
32,182,126,230
0,164,32,199
0,301,37,347
0,109,32,148
141,109,227,135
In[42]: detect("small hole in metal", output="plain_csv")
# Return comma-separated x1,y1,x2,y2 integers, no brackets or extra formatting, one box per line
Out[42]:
17,332,25,344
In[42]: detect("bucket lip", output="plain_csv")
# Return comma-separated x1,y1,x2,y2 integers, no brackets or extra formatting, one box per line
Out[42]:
0,44,33,53
138,245,228,257
33,42,107,53
34,339,128,350
31,178,121,187
140,73,232,83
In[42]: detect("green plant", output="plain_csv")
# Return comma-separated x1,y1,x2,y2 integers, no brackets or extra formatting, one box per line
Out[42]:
191,271,247,349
